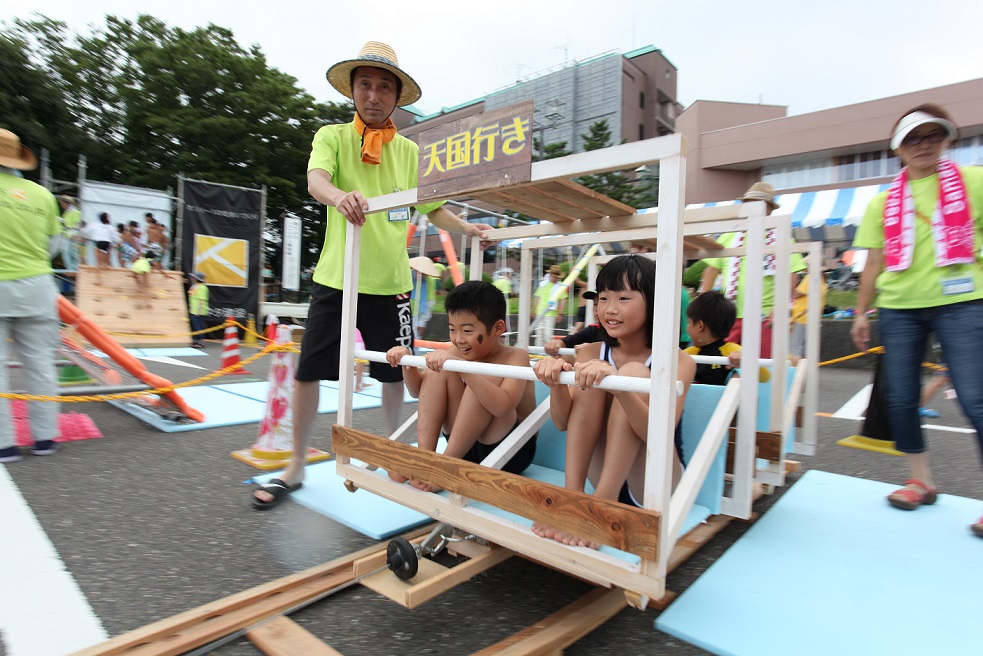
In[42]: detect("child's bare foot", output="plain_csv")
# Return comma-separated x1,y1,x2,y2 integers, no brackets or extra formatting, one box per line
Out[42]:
532,522,600,549
409,478,442,493
388,471,409,484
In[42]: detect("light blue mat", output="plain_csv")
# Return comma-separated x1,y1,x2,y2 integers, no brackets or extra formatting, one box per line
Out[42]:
655,470,983,655
252,461,432,540
109,379,414,432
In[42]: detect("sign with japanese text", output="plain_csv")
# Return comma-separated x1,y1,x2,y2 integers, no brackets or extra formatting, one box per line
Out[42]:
417,100,533,200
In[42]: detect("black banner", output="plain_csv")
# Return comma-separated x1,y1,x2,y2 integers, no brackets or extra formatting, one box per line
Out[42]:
181,179,262,322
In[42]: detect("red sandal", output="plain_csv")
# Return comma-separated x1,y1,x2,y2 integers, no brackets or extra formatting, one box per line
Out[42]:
887,479,938,511
972,517,983,538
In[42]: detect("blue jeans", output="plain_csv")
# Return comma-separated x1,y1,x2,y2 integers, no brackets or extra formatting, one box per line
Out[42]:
190,314,207,342
878,300,983,459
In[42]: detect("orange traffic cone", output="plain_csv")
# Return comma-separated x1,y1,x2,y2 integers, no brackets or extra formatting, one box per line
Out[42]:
231,323,330,470
220,318,250,375
264,313,279,342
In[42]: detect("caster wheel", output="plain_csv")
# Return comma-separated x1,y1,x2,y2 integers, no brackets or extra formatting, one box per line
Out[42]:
387,536,419,581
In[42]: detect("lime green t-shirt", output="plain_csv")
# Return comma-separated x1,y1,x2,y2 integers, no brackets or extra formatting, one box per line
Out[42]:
0,173,59,281
701,232,807,317
61,207,81,232
853,166,983,309
307,122,444,295
494,278,511,296
535,281,561,318
189,283,209,316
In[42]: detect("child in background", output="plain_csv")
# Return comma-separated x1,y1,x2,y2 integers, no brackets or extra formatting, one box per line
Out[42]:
789,260,827,364
130,250,155,307
187,272,209,349
685,291,769,385
386,280,537,491
533,255,695,548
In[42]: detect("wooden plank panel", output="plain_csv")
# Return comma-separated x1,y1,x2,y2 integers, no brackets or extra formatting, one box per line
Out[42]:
493,184,607,221
74,266,191,346
724,428,783,473
332,426,661,558
246,617,345,656
471,587,627,656
472,189,576,223
70,527,433,656
536,179,637,216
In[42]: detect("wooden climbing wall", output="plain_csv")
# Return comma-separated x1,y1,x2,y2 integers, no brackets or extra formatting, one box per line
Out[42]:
73,265,192,346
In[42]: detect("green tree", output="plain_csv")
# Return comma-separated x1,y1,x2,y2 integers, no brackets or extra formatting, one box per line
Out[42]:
0,26,89,184
2,14,356,272
577,119,655,209
532,138,571,162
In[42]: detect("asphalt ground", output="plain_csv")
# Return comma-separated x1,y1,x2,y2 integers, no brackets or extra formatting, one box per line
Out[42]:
3,342,982,656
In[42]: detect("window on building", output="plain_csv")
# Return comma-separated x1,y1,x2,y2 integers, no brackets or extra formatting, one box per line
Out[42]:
639,124,645,140
639,91,645,109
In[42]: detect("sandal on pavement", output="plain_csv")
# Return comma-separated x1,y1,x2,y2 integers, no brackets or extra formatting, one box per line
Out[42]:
887,479,938,511
972,517,983,538
251,478,303,510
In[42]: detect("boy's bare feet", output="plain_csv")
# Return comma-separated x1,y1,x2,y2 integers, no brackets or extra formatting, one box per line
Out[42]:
409,478,442,493
388,471,409,484
532,521,601,550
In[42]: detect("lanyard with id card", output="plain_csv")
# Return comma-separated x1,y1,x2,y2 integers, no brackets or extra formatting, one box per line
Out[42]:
387,185,409,222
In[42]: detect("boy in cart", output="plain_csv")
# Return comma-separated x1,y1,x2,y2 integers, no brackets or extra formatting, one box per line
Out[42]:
386,280,537,490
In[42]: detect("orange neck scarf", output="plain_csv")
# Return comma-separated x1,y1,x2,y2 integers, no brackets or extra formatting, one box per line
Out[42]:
353,113,397,165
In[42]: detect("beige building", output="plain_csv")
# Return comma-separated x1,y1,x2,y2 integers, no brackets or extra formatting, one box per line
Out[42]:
680,77,983,203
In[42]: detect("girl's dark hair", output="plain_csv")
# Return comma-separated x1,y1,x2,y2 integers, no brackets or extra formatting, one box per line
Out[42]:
99,212,110,224
445,280,506,331
117,223,125,232
593,254,655,348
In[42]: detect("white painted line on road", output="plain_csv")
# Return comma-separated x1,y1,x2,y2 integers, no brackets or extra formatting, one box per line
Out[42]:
922,424,977,434
834,384,871,419
140,355,206,369
0,465,108,655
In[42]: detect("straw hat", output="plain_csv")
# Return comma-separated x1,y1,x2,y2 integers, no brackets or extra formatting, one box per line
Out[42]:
326,41,421,107
740,182,779,210
890,110,958,150
408,256,441,278
548,265,563,276
0,129,38,171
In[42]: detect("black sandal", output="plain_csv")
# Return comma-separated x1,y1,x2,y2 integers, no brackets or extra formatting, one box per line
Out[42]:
251,478,303,510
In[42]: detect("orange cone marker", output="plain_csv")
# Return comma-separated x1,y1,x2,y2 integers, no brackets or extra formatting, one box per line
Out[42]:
220,317,250,375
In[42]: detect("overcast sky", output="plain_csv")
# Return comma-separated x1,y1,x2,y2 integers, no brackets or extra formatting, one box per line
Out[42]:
8,0,983,118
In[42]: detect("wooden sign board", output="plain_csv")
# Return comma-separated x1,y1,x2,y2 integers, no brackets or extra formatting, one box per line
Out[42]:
417,100,533,200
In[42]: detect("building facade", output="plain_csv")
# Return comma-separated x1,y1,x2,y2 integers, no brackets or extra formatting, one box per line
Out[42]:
678,78,983,204
397,45,682,155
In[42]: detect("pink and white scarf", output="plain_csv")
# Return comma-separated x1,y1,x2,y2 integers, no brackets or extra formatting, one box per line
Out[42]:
724,230,777,301
883,159,975,272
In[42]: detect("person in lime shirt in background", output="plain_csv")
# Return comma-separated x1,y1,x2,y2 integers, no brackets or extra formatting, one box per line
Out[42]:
789,255,827,365
130,250,156,307
57,195,82,271
0,128,61,463
409,255,441,339
187,271,210,349
533,265,566,346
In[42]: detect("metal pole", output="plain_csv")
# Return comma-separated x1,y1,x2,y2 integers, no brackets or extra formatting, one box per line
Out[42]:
174,175,185,273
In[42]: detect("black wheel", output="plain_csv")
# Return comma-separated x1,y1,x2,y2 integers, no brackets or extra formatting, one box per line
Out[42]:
386,537,418,581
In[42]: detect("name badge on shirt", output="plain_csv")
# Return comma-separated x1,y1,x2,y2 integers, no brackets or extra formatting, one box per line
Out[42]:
941,277,975,296
388,208,409,222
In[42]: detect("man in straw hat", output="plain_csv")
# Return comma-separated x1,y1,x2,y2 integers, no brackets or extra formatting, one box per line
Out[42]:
253,42,492,509
697,182,806,357
533,264,567,347
0,129,62,463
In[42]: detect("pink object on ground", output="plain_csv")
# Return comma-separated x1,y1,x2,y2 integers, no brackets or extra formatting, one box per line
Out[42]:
12,400,103,446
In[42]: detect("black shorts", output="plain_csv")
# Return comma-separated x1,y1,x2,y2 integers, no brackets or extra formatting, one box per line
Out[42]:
617,418,685,508
96,241,111,253
295,283,413,383
458,430,538,475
